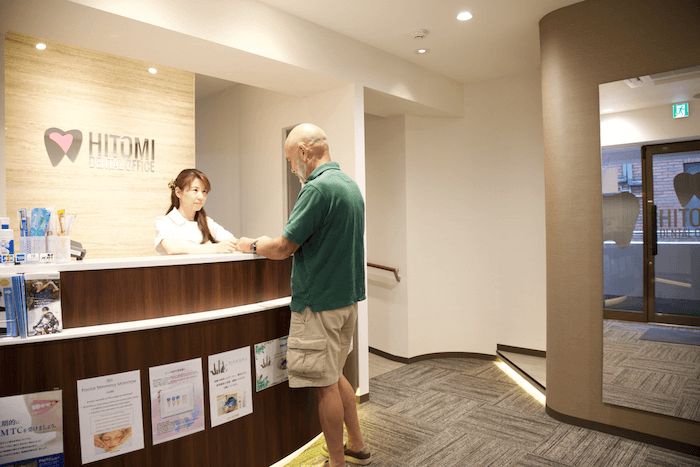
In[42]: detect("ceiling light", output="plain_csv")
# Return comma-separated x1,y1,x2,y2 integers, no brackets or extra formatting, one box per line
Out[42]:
36,43,46,50
457,11,473,21
602,108,614,113
415,48,429,54
148,68,158,74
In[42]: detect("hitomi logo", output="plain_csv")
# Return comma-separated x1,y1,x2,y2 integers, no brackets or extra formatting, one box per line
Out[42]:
674,172,700,207
43,127,156,173
44,128,82,167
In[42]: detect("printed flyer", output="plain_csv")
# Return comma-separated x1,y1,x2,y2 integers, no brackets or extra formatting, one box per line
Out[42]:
148,358,205,445
76,370,144,464
207,347,253,428
0,389,64,467
254,336,288,392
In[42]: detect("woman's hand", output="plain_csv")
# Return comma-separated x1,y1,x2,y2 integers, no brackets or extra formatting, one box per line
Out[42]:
216,238,238,254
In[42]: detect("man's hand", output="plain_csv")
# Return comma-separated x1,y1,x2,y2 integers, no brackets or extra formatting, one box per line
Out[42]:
235,237,255,254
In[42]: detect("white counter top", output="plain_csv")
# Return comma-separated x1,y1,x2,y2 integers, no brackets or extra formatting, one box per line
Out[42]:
0,296,291,347
1,251,261,274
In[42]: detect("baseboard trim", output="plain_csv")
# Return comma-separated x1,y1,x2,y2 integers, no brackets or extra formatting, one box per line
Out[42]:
496,344,546,358
369,347,498,364
545,405,700,457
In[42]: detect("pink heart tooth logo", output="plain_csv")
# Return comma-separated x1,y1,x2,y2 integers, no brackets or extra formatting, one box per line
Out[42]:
49,132,73,153
44,128,83,167
673,172,700,207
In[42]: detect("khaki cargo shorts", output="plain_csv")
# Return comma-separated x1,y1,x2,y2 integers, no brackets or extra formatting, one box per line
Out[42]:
287,302,358,388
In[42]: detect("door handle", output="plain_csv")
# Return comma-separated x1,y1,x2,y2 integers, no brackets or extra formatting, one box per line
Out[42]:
651,204,658,256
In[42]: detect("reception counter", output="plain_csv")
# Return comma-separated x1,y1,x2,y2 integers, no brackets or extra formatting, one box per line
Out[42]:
0,253,321,466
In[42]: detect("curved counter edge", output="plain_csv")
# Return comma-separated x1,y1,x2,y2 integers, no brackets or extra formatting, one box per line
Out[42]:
545,405,700,456
1,251,261,273
0,296,291,347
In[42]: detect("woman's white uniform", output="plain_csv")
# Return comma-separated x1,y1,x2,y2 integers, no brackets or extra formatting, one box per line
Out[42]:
155,208,234,254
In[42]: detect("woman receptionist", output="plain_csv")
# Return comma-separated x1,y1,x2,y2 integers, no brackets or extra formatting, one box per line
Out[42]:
155,168,238,254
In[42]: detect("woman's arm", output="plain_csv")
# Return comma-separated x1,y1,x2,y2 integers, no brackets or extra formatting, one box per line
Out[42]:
158,238,238,255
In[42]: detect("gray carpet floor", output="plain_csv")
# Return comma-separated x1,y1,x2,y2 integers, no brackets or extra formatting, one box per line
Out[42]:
357,357,700,466
603,319,700,422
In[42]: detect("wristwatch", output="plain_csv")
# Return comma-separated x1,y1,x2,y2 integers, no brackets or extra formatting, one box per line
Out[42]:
250,240,258,254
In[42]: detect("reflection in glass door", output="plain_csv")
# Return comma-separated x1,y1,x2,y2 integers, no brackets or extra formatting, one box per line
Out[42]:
602,147,644,318
645,140,700,326
603,140,700,326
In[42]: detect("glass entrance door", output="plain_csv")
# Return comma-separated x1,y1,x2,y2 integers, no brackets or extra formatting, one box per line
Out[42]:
645,140,700,326
603,140,700,326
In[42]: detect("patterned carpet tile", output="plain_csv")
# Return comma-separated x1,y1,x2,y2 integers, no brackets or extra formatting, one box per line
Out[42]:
372,362,455,390
534,425,648,467
602,384,678,416
452,404,560,450
673,390,700,422
473,362,523,384
609,368,685,396
507,452,573,467
414,357,493,375
400,428,521,467
640,343,700,365
619,356,698,376
369,378,424,409
493,386,550,418
640,447,700,466
357,404,442,458
427,372,517,403
383,389,483,430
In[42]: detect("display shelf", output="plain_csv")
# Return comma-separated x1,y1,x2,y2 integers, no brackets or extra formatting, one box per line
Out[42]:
0,296,291,347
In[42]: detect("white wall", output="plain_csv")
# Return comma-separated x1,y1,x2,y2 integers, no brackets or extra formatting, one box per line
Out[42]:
601,104,700,147
196,85,242,236
365,114,409,357
402,69,547,357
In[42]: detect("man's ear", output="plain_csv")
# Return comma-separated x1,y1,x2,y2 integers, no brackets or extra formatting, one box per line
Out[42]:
297,142,309,162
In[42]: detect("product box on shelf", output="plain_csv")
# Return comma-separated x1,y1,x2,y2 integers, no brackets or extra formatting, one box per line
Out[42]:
0,276,18,337
24,271,62,336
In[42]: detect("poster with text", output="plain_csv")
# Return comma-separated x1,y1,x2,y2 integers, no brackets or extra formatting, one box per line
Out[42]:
0,389,64,467
76,370,144,464
148,358,205,445
207,347,253,427
254,336,288,391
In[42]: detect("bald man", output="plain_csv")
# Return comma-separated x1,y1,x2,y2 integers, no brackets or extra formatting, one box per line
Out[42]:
237,124,370,467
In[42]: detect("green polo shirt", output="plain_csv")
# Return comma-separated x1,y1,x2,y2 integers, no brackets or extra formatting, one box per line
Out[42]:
283,162,366,312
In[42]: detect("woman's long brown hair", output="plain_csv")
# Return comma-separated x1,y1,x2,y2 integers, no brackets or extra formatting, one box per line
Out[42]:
167,169,217,244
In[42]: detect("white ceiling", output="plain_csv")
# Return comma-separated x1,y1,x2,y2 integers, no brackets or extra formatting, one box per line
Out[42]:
255,0,583,84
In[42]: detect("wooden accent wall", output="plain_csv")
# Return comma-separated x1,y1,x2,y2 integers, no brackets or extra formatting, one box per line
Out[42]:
4,31,195,259
540,0,700,447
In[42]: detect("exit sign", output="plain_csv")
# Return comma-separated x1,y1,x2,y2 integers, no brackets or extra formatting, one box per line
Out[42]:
673,103,689,118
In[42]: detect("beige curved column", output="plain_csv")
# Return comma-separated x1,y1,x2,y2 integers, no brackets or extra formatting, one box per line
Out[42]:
540,0,700,447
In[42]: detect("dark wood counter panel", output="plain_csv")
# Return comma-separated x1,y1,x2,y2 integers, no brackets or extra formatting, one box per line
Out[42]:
0,256,319,467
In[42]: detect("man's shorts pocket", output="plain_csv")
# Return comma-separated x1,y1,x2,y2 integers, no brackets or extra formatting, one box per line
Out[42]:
287,336,327,379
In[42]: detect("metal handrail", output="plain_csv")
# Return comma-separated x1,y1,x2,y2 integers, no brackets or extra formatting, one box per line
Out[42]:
367,262,401,282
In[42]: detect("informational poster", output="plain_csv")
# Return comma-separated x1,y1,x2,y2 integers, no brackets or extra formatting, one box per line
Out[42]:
254,337,288,392
148,358,205,445
76,370,144,464
0,389,64,467
207,347,253,428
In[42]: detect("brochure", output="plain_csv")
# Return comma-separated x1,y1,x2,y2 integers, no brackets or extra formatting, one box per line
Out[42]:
254,336,288,392
148,358,205,445
77,370,145,464
208,347,253,428
0,389,64,467
24,272,61,337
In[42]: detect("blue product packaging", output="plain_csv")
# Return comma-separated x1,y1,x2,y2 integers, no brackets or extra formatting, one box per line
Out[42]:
0,279,18,337
30,208,51,236
18,208,29,237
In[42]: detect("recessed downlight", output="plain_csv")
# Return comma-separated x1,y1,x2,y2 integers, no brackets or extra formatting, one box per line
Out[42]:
457,11,473,21
36,43,47,50
415,48,429,54
148,68,158,74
